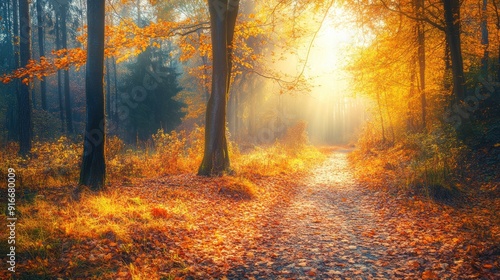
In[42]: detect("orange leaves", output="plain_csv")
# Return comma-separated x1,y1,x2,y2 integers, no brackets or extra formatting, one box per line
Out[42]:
1,76,11,84
483,263,494,269
1,49,87,85
421,270,439,279
151,207,171,219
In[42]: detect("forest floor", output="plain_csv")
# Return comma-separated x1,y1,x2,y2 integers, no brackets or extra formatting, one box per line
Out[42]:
2,147,499,279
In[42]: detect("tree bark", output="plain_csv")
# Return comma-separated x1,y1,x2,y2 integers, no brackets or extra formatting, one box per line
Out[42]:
79,0,106,190
36,0,47,110
443,0,466,102
198,0,240,176
18,0,32,156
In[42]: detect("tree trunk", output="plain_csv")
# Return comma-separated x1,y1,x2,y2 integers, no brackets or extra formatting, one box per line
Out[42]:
408,52,417,131
443,0,466,102
481,0,489,76
79,0,106,191
12,0,19,67
36,0,47,110
9,0,20,141
112,56,118,123
18,0,32,155
376,91,386,143
61,5,73,133
106,58,111,117
55,15,65,132
198,0,240,176
416,0,426,130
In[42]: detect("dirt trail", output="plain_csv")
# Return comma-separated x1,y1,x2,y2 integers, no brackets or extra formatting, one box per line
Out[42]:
226,150,466,279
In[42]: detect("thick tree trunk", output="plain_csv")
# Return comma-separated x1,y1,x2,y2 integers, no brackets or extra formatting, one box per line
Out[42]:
18,0,32,156
36,0,47,110
198,0,240,176
61,6,73,133
443,0,466,102
79,0,106,190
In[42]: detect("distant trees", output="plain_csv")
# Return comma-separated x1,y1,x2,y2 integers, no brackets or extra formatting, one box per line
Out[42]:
79,0,106,190
120,47,185,142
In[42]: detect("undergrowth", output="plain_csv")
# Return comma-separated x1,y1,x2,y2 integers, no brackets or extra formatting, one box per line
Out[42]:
349,123,468,200
0,122,323,187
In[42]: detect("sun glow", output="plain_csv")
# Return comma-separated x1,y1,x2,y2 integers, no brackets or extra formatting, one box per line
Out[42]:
300,6,371,144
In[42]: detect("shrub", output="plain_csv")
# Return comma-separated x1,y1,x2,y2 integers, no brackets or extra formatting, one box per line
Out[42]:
349,124,467,199
236,122,324,176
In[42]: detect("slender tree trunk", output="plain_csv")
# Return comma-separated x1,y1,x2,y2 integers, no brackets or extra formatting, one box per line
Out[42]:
492,1,500,84
13,0,19,69
443,0,466,102
376,91,386,143
61,6,73,133
384,92,396,144
106,58,111,117
8,0,20,141
234,86,239,140
481,0,489,76
198,0,240,176
408,53,417,131
112,56,118,123
18,0,32,155
36,0,47,110
415,0,426,130
55,14,65,132
79,0,106,190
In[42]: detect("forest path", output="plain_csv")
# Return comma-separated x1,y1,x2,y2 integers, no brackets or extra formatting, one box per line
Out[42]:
226,149,460,279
